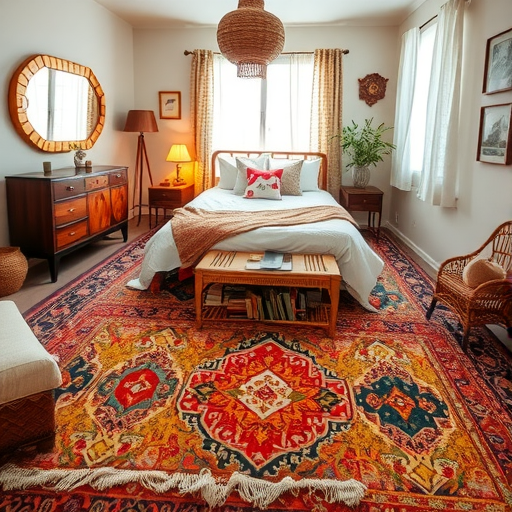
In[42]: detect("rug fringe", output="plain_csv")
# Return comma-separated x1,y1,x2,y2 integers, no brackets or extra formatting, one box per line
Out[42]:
0,464,366,509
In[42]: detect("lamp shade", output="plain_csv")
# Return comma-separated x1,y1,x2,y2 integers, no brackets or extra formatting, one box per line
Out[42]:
166,144,191,163
217,0,285,79
123,110,158,133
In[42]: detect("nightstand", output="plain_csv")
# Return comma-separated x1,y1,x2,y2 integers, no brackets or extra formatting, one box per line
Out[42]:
340,186,383,240
148,183,194,228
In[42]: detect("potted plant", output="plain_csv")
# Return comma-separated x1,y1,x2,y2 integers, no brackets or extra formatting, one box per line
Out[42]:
334,118,396,188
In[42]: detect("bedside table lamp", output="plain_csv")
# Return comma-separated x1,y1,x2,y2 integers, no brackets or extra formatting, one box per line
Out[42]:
166,144,191,186
123,110,159,225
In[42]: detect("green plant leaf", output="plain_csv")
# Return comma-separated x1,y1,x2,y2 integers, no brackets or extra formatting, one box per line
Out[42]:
332,118,396,170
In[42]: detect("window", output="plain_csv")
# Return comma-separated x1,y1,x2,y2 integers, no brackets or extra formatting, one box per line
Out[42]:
393,0,464,207
212,54,314,151
409,21,437,178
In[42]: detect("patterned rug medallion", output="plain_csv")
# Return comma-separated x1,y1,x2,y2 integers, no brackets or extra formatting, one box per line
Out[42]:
1,229,511,512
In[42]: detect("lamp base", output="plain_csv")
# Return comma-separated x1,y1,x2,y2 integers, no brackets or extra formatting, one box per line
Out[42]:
173,178,186,187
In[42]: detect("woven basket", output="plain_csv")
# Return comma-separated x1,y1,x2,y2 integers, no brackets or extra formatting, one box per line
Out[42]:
0,247,28,297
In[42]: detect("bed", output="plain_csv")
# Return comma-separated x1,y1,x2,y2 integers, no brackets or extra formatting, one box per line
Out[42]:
127,150,384,311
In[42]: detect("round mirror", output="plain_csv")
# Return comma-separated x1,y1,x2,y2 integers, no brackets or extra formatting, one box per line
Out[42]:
8,55,105,152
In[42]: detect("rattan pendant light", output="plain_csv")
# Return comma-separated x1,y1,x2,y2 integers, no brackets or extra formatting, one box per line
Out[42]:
217,0,285,79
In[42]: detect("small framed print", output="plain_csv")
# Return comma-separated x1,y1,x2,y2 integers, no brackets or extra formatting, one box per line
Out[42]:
477,103,512,165
159,91,181,119
483,28,512,94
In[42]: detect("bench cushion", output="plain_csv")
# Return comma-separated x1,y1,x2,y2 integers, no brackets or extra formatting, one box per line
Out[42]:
0,301,62,405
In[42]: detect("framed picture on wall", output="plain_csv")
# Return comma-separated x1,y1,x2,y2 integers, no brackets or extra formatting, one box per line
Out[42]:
159,91,181,119
483,28,512,94
477,103,512,165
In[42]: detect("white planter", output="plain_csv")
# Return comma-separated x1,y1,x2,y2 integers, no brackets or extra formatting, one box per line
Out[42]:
352,166,370,188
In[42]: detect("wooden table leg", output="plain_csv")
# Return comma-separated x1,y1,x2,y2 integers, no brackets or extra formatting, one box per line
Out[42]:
194,272,204,329
329,277,341,337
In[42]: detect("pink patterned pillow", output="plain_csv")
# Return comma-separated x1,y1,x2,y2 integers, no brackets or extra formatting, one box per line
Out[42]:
244,168,283,200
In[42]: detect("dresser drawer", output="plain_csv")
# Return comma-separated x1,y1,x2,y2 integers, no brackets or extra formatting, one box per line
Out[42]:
56,220,88,249
109,169,128,186
54,197,87,226
53,178,86,200
85,174,109,191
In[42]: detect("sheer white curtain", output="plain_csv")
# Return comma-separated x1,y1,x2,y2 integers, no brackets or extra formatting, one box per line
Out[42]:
212,53,314,151
417,0,465,207
213,55,262,150
266,54,314,150
391,28,419,191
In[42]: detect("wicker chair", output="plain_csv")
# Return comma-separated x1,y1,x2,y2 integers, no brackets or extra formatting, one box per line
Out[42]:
426,221,512,350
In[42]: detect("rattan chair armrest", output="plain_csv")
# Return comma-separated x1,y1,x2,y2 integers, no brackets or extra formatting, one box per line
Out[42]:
472,278,512,296
439,254,474,276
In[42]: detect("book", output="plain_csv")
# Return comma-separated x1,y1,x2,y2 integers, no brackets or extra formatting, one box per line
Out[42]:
260,251,284,269
245,253,292,271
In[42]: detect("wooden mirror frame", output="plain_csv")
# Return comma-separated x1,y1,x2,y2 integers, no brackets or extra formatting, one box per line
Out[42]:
8,54,106,152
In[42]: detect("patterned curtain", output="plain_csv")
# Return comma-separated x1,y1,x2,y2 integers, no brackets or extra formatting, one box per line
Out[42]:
190,50,214,194
310,49,344,200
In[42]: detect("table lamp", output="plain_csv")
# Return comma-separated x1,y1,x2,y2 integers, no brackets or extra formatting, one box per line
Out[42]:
123,110,158,225
166,144,191,186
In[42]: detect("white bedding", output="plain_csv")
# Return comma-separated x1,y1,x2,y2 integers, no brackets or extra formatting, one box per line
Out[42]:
127,187,384,310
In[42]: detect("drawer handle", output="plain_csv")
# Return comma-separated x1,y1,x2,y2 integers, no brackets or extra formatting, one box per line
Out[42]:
69,231,76,236
68,208,75,212
115,174,122,178
363,199,367,203
66,186,75,191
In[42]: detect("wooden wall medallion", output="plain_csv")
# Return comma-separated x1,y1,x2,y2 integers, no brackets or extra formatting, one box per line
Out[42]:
358,73,388,106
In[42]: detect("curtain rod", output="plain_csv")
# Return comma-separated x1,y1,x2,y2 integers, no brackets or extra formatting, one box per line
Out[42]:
420,14,437,30
184,49,349,56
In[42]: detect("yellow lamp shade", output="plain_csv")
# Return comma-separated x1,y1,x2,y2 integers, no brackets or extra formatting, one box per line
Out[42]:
166,144,191,162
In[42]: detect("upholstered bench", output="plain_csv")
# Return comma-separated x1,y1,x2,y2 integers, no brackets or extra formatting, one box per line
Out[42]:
0,300,62,453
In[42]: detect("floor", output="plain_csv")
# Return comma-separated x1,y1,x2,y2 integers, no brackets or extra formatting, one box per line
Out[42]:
3,219,510,349
5,216,150,314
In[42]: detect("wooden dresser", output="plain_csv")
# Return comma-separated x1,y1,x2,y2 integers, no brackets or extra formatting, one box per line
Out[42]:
6,165,129,282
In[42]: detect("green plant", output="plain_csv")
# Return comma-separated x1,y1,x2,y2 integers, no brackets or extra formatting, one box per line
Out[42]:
334,118,396,170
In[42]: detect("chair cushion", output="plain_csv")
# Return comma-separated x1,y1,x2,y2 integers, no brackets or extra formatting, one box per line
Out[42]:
462,258,506,288
0,301,62,405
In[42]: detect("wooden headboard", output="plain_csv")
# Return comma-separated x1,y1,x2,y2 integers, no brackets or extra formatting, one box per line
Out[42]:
210,150,328,190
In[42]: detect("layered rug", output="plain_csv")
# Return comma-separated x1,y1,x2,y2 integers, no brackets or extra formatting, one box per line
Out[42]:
1,228,512,512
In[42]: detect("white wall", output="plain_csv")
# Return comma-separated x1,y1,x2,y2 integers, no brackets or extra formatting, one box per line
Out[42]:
389,0,512,271
0,0,135,247
132,23,399,222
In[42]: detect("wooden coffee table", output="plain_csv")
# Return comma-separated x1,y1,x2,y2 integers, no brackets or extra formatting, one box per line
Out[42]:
194,251,341,337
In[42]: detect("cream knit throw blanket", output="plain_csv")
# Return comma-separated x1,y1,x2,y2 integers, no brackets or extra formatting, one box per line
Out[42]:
171,205,358,268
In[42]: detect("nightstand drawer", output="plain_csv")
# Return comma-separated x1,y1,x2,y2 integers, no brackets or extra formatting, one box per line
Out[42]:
148,188,179,204
346,194,382,210
148,185,194,207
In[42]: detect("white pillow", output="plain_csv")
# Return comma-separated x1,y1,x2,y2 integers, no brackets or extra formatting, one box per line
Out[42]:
301,159,321,191
268,157,321,191
217,156,238,189
233,155,269,195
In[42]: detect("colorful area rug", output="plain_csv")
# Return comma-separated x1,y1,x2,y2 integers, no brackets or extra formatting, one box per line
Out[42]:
1,229,512,511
